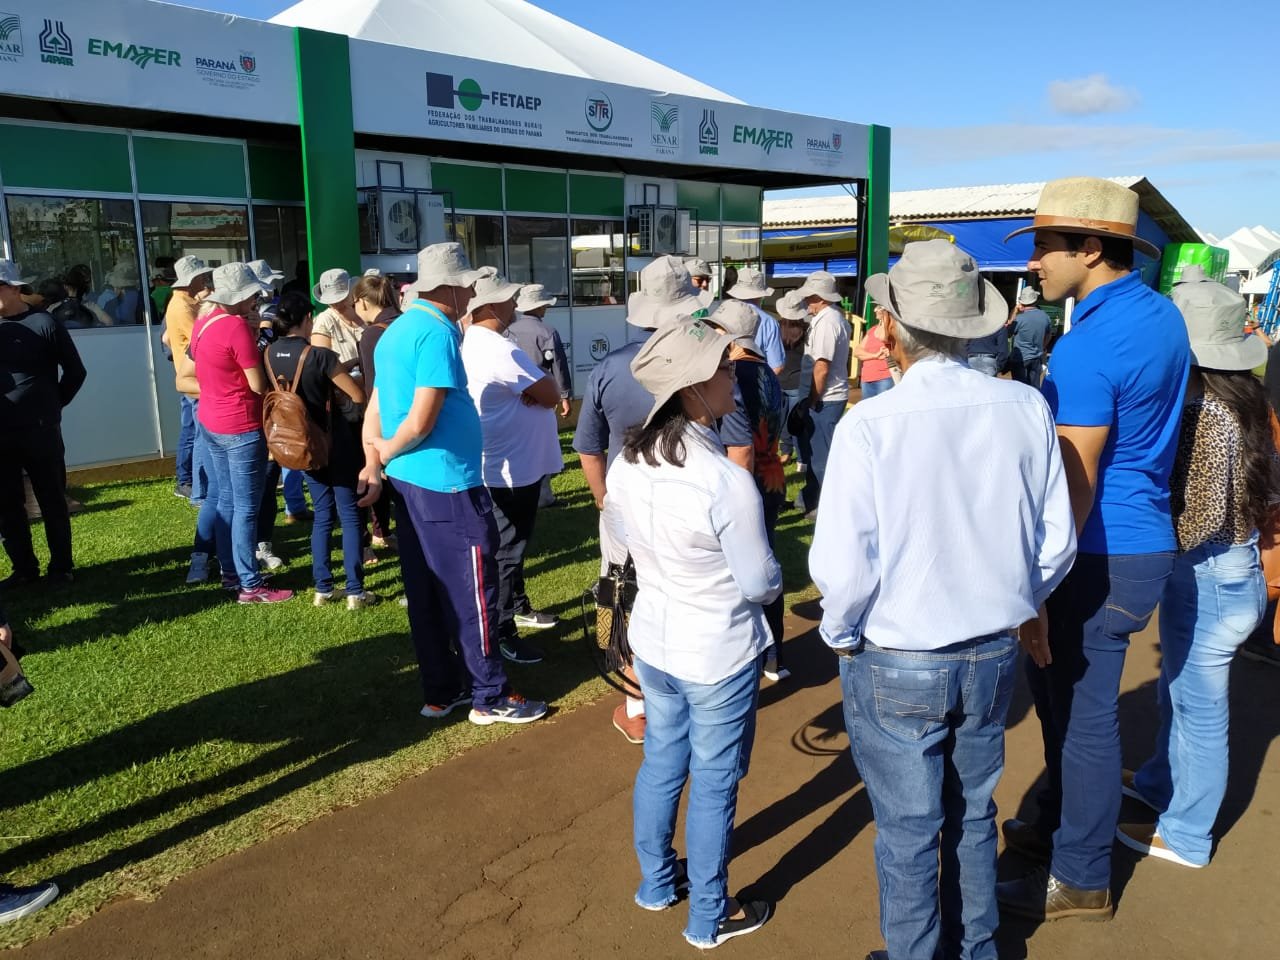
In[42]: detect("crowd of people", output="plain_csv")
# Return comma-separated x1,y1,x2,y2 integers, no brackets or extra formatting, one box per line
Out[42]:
2,174,1279,957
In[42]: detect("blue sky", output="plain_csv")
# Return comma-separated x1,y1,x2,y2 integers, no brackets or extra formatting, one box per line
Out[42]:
187,0,1277,237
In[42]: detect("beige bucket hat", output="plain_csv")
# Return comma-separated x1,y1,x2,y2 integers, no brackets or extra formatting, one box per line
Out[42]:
413,242,489,295
707,300,761,351
312,268,352,305
247,259,285,287
1017,286,1041,306
865,239,1008,339
207,263,270,306
727,265,773,300
1004,176,1161,258
795,270,841,303
1172,278,1266,371
173,255,213,289
627,255,705,330
467,273,523,313
630,319,731,427
516,283,558,313
775,289,809,322
1173,263,1211,285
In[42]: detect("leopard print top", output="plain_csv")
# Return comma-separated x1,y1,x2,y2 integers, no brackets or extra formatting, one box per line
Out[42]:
1169,395,1252,552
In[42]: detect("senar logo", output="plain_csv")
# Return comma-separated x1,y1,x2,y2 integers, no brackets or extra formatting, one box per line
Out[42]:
732,124,794,155
88,38,180,68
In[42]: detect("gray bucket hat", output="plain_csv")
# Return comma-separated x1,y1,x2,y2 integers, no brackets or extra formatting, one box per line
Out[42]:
630,319,731,427
173,255,213,289
414,242,488,295
795,270,841,303
627,255,704,330
516,283,557,313
1017,286,1041,306
684,257,712,279
707,300,761,351
207,262,269,306
865,239,1007,338
1174,263,1211,285
467,273,523,313
727,266,774,300
1172,278,1266,371
775,289,809,322
247,259,285,287
312,268,352,305
0,260,35,292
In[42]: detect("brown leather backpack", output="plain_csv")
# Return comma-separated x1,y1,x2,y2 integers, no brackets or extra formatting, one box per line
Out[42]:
262,346,331,471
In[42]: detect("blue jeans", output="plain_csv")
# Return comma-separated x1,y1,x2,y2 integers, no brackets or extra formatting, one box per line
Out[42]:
842,635,1016,960
1028,550,1175,889
204,427,268,590
860,375,894,398
306,475,365,594
968,355,999,378
282,468,309,516
799,398,844,509
632,656,760,945
192,425,232,574
177,395,197,486
778,389,801,457
1134,539,1265,865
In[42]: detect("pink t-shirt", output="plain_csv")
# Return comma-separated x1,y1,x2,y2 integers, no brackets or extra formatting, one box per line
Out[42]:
861,324,891,383
192,308,263,435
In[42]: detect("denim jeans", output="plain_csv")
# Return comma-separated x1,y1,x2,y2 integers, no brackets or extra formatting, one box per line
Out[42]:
1010,354,1043,387
799,398,844,510
192,425,232,574
633,656,760,945
204,427,268,590
1028,550,1175,889
176,395,197,486
859,376,894,398
306,475,365,594
778,388,801,457
1134,539,1265,865
968,355,999,378
282,468,309,516
842,635,1016,960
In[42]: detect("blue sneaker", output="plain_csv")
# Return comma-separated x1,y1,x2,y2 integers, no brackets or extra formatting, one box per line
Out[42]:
0,881,59,924
468,692,547,726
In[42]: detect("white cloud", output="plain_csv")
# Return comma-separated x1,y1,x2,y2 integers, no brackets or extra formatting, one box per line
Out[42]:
1048,74,1140,115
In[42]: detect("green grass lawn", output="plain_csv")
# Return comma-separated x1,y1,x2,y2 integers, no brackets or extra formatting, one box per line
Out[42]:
0,441,817,946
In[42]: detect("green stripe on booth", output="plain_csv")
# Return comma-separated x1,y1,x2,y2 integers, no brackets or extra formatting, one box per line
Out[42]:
430,162,503,211
505,168,567,214
133,136,247,198
569,173,624,218
0,124,132,193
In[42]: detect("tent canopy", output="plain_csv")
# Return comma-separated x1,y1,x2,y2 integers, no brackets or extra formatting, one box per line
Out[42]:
272,0,740,102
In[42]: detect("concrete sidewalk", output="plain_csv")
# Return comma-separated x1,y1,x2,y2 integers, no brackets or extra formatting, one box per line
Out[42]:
19,607,1280,959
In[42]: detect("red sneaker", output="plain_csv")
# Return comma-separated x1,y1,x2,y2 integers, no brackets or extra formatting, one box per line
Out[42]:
237,585,294,604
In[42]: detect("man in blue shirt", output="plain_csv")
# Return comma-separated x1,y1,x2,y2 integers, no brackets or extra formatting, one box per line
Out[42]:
1009,286,1052,386
362,243,546,727
996,177,1190,922
725,266,786,375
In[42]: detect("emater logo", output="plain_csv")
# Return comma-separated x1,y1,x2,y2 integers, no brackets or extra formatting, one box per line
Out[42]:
732,124,794,155
88,37,180,69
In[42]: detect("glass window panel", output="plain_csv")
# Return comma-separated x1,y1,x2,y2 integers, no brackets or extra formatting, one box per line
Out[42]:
506,216,568,297
571,218,625,306
721,225,761,265
5,194,144,326
252,205,308,280
690,222,720,263
447,213,505,274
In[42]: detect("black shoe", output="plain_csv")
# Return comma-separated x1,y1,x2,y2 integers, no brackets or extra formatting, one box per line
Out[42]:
1001,817,1052,862
46,570,73,586
684,899,773,949
0,571,40,589
174,483,193,499
514,607,558,630
499,636,544,664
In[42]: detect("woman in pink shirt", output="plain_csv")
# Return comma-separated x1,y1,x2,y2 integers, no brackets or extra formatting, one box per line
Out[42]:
854,309,895,400
191,263,292,604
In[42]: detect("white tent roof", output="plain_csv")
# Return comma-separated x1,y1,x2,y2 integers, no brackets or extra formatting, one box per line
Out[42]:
270,0,740,102
1241,268,1274,296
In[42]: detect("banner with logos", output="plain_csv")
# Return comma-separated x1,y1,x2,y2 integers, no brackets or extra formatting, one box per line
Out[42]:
348,41,870,181
0,0,297,124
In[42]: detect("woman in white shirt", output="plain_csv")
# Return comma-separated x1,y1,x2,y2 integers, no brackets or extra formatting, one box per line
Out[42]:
603,319,782,950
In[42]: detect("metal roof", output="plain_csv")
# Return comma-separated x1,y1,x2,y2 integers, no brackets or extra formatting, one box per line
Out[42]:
764,176,1201,243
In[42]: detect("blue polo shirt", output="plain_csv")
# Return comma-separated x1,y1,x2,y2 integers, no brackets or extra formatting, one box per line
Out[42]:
373,300,483,493
1041,271,1190,554
572,340,655,468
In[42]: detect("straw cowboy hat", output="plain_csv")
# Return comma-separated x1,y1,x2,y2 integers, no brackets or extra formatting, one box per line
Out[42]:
630,319,730,427
627,255,704,330
1004,176,1161,258
865,239,1008,339
1172,278,1266,371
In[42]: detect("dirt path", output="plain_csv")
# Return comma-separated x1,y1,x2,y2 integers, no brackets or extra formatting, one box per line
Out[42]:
19,606,1280,959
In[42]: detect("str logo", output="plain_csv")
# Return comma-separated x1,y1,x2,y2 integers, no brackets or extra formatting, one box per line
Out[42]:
0,12,22,61
650,101,679,153
88,37,181,69
589,336,611,361
584,91,612,132
426,72,542,112
698,109,719,156
38,18,72,66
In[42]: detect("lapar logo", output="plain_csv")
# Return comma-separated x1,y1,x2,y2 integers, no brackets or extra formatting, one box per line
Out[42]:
650,101,679,154
88,38,181,69
733,124,794,155
585,91,613,132
426,72,542,113
698,109,719,156
0,13,23,61
38,19,73,67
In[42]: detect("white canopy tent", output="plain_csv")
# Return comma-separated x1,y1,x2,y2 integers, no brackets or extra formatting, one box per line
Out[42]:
1242,268,1274,296
271,0,740,102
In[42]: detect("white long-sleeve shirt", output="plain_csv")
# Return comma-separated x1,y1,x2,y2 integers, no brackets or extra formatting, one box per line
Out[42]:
603,422,783,684
810,356,1076,652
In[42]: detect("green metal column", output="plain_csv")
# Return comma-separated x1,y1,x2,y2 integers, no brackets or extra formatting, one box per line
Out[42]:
860,124,891,317
292,27,361,291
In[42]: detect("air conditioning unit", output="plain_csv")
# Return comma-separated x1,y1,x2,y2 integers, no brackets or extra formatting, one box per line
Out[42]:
630,205,691,256
378,191,420,252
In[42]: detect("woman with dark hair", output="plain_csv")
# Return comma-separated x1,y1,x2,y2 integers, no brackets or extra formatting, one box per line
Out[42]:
265,291,373,609
602,319,781,950
1119,277,1277,869
353,273,401,552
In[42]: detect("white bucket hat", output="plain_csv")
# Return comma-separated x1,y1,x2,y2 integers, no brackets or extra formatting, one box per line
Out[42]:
467,274,523,313
362,267,382,277
206,262,269,306
626,255,704,330
106,260,140,288
795,270,841,304
630,319,731,427
312,268,352,305
1017,286,1041,306
516,283,558,313
684,257,712,280
727,266,773,300
247,259,285,287
414,242,488,295
1172,278,1266,371
707,300,761,351
775,289,809,322
0,260,35,291
173,255,213,289
1174,263,1211,285
865,239,1008,339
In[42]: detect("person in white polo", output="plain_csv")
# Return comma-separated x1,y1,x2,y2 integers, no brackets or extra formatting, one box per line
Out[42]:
794,270,850,514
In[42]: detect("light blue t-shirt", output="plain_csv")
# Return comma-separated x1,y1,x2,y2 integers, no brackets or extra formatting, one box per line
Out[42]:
373,300,483,493
749,303,786,371
1041,272,1190,555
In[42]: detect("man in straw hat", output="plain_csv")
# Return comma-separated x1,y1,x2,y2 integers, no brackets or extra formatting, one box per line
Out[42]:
996,176,1190,922
1009,286,1051,386
0,261,87,588
810,239,1076,960
162,255,214,501
792,270,851,514
725,266,785,374
573,255,706,743
360,243,547,727
460,274,564,666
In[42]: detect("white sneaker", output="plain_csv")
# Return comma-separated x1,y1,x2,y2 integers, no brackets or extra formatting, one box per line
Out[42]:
185,552,210,584
256,541,284,570
346,591,380,610
313,590,337,607
762,657,791,683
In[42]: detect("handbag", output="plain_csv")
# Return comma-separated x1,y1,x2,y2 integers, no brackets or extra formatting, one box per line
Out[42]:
0,641,33,708
581,558,641,697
